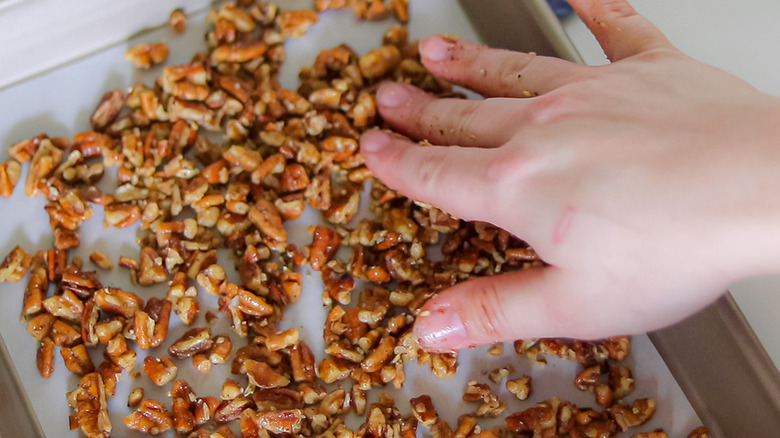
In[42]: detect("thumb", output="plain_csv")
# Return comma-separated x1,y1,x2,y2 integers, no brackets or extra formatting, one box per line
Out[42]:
567,0,675,61
414,267,603,352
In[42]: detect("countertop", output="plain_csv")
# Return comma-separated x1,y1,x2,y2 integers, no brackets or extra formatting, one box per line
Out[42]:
562,0,780,369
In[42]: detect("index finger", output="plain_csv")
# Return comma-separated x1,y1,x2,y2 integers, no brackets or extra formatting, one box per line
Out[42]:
419,36,589,98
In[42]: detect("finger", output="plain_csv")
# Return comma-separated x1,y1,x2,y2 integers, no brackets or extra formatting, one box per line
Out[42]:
413,268,606,352
360,130,518,223
418,35,588,97
376,82,522,147
567,0,675,61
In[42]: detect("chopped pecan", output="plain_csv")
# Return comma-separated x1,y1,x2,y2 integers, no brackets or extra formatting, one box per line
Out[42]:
264,327,299,351
43,290,84,323
362,336,395,373
213,396,254,423
410,395,438,427
37,338,55,378
125,42,170,68
91,89,124,131
507,376,532,401
610,399,656,432
277,9,318,38
61,344,96,376
69,373,112,438
0,159,21,197
26,312,55,341
213,41,269,63
242,359,290,388
192,354,212,374
319,357,353,384
253,409,304,434
688,426,710,438
143,356,178,386
309,225,342,271
169,8,187,33
633,432,668,438
88,251,113,270
0,245,32,283
253,387,302,411
124,399,174,434
169,327,214,358
489,367,510,383
128,387,144,408
248,198,288,246
94,287,143,318
221,379,243,400
51,319,82,347
209,334,233,364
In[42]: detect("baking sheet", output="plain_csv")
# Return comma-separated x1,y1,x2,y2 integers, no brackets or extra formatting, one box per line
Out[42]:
0,1,701,436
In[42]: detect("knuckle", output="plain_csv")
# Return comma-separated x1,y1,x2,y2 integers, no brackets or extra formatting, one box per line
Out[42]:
599,0,637,19
525,92,572,125
412,150,446,194
486,148,527,186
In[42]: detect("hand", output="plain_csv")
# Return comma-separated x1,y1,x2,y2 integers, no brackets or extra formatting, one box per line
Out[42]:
360,0,780,352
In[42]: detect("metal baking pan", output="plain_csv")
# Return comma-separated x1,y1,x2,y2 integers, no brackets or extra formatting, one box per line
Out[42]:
1,1,779,437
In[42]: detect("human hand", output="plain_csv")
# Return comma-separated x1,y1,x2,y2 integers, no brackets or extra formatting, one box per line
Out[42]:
360,0,780,352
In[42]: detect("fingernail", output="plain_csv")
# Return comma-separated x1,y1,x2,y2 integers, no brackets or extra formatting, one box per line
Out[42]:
360,130,390,153
420,35,455,62
414,306,468,352
376,82,409,108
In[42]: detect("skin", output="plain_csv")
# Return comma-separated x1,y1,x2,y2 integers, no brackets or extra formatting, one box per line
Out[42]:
359,0,780,352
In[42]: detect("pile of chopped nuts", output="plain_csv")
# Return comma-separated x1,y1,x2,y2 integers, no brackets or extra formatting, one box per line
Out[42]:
0,1,710,437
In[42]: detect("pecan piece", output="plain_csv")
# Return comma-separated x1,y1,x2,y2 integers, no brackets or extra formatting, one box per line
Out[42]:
94,287,143,318
62,344,96,376
0,245,32,283
309,225,342,271
507,376,532,401
277,9,318,38
209,335,233,364
213,396,254,423
265,327,299,351
91,89,124,131
125,42,170,68
410,395,438,427
168,327,213,358
169,8,187,33
253,409,304,434
243,359,290,388
128,388,144,408
0,159,21,198
88,251,113,270
51,319,82,347
248,198,288,246
69,373,112,438
37,338,55,378
124,399,174,434
143,356,178,386
26,312,55,341
43,289,84,323
359,45,401,79
610,399,656,432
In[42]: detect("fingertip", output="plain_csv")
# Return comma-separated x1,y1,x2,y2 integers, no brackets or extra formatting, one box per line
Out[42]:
419,35,456,62
359,129,391,154
414,302,469,353
376,82,410,108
